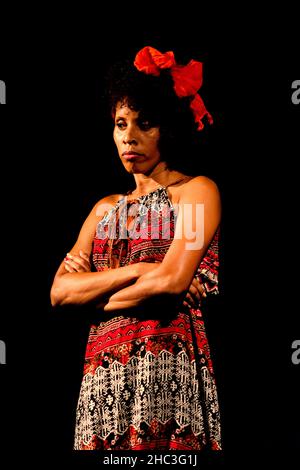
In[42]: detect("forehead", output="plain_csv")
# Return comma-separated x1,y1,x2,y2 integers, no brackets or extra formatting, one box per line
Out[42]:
115,102,139,118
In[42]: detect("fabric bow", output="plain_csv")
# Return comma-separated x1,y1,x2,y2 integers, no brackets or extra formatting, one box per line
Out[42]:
134,46,213,130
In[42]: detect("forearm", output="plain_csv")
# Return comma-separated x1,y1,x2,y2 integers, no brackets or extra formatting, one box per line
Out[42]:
103,266,181,312
51,264,139,307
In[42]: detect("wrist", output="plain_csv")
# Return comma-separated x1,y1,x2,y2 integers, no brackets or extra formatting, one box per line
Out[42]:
127,263,141,280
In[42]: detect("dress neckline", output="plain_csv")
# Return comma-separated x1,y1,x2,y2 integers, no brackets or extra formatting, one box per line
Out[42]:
125,185,165,201
123,176,193,203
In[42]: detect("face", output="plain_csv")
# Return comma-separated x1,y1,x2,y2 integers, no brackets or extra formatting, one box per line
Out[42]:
113,102,161,175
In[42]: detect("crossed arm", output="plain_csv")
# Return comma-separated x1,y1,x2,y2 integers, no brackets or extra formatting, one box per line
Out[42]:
51,251,204,311
100,176,221,312
50,176,220,312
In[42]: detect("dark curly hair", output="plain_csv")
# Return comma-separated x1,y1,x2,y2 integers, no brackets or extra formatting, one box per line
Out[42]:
105,58,211,174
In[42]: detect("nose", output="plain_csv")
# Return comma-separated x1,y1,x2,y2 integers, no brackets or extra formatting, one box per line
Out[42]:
123,124,138,145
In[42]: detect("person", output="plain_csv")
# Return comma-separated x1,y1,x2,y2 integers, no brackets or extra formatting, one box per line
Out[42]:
50,46,222,451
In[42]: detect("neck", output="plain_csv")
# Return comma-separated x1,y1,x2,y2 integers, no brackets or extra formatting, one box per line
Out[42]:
131,162,179,196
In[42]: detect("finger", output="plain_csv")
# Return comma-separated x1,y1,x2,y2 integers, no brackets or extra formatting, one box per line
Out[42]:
79,250,91,263
191,278,207,299
64,262,75,273
73,256,90,270
65,256,87,272
186,292,196,307
183,300,192,308
185,294,200,308
191,277,200,288
188,284,201,301
190,290,202,306
187,291,202,307
190,278,202,295
193,278,205,296
64,259,81,272
200,283,207,298
67,253,90,271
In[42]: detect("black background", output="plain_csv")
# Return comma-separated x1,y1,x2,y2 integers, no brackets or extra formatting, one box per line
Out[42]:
0,8,299,467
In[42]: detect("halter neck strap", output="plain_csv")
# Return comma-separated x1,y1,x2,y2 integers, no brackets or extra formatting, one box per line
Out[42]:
126,176,193,197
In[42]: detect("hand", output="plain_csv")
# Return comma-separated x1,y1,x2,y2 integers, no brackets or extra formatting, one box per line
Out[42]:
64,250,91,273
183,277,207,309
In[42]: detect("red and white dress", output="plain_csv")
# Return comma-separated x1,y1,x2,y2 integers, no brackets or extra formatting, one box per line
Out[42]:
74,184,221,450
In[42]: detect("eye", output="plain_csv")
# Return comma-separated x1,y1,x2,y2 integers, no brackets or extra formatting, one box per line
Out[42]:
116,120,126,130
139,120,151,131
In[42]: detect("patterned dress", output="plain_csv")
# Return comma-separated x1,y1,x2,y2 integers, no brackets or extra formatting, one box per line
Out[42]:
74,183,221,450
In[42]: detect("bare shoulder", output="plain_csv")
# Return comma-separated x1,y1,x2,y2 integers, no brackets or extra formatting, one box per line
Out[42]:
73,193,124,250
93,193,124,219
179,175,220,201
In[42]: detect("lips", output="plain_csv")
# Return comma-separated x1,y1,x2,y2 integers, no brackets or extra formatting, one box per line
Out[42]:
122,151,144,160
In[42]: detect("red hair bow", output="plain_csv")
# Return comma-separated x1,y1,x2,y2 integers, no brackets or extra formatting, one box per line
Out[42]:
134,46,213,131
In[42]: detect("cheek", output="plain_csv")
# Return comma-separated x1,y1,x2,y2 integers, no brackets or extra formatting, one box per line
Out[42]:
113,129,120,147
149,132,160,152
152,130,160,147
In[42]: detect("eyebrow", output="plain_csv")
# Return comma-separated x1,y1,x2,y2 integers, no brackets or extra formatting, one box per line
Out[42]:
115,114,140,122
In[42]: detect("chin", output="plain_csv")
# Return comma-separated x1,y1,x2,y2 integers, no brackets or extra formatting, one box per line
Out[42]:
123,161,146,172
122,158,161,175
